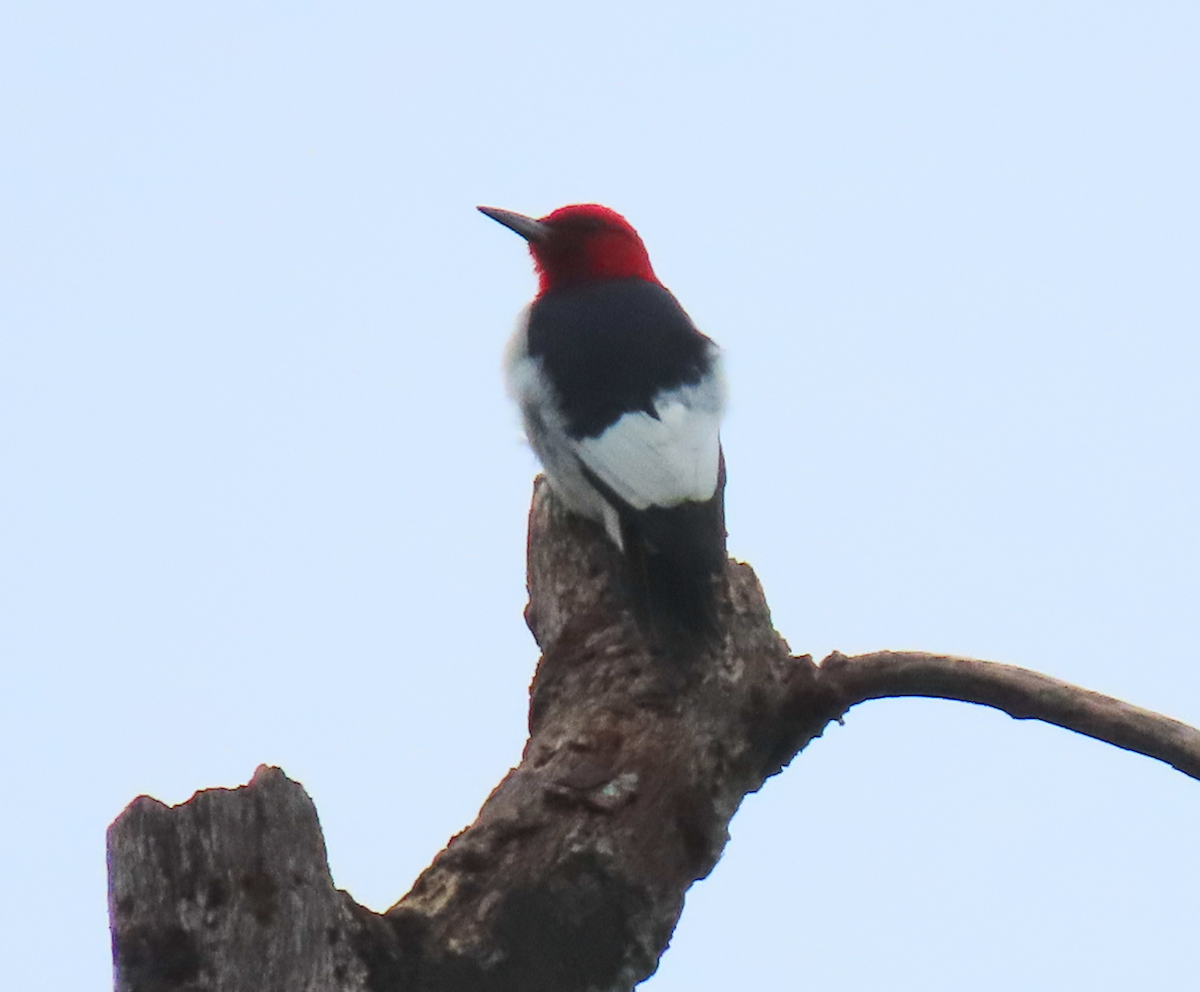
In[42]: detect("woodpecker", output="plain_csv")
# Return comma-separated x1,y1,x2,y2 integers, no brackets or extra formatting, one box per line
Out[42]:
479,203,727,637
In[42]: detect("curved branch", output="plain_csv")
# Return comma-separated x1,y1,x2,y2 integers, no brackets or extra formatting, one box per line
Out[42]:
818,650,1200,781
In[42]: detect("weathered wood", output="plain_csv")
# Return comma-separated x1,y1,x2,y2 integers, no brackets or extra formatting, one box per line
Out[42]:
108,478,1200,991
108,480,828,991
107,764,384,992
382,481,828,991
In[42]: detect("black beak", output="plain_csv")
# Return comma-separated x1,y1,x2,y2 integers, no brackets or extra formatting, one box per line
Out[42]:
477,206,551,244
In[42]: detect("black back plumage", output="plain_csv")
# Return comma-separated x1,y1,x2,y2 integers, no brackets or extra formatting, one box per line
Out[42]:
527,279,714,439
528,278,727,640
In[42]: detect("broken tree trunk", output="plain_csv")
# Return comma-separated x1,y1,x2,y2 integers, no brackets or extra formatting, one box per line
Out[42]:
107,479,1200,992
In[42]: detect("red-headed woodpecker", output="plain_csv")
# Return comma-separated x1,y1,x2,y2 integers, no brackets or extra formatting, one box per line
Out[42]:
480,203,727,637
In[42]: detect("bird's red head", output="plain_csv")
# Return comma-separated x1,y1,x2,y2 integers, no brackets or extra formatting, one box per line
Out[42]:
478,203,659,296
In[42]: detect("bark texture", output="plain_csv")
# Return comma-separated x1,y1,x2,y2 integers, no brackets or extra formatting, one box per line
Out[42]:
108,479,1200,991
108,764,375,992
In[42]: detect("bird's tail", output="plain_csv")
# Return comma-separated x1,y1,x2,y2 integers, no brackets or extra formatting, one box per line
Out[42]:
619,486,727,647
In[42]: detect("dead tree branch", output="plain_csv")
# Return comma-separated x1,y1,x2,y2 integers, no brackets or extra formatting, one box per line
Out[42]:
107,479,1200,992
816,650,1200,780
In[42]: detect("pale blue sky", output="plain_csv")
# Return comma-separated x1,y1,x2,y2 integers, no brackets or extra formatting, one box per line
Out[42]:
2,2,1198,988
